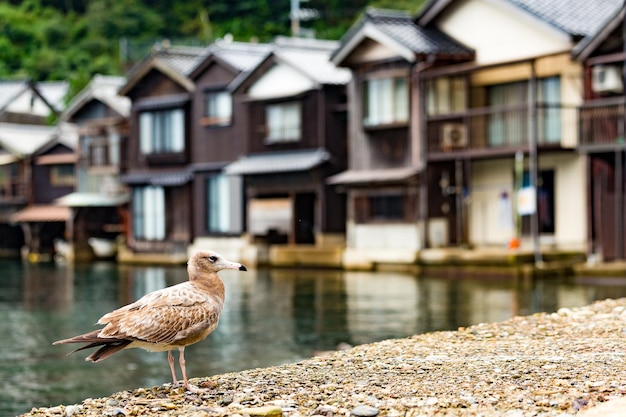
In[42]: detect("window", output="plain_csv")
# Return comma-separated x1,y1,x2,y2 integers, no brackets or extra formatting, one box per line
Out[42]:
51,165,75,186
363,77,409,126
538,76,561,143
139,108,184,154
206,174,230,233
426,76,466,115
487,77,561,146
132,186,165,240
203,90,232,126
0,163,18,197
355,194,405,223
488,81,527,146
266,102,301,143
87,136,109,166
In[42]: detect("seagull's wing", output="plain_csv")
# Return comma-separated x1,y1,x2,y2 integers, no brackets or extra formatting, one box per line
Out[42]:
97,283,223,345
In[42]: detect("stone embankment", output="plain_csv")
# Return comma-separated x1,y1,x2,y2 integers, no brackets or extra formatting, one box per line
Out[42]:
23,298,626,417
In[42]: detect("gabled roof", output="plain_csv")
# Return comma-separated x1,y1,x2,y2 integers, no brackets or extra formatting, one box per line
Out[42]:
34,122,78,156
36,81,69,113
0,123,57,157
418,0,622,39
332,8,474,65
0,79,68,117
272,36,352,85
230,36,352,95
0,80,31,112
572,5,624,61
63,74,131,121
119,44,208,96
189,39,273,80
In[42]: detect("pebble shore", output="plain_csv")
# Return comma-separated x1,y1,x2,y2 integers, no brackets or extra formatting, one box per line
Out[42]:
22,298,626,417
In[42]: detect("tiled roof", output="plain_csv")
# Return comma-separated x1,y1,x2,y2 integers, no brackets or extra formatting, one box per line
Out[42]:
11,205,70,223
0,123,57,156
418,0,622,39
333,8,473,63
368,8,473,56
209,40,273,72
121,171,193,186
273,37,352,85
55,192,129,207
327,167,420,185
225,148,330,175
153,45,208,76
0,80,68,114
507,0,622,37
36,81,69,112
572,5,624,59
63,74,130,120
0,80,28,111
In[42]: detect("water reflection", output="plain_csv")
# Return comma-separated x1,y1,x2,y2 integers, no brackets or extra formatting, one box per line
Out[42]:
2,261,626,416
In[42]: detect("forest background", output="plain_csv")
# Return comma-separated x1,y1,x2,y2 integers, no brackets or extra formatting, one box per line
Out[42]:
0,0,426,98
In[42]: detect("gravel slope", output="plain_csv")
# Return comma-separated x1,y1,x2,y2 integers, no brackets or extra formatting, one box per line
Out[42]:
22,298,626,417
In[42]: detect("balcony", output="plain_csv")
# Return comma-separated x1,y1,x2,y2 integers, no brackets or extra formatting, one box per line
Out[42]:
0,178,27,204
579,97,626,150
426,104,578,158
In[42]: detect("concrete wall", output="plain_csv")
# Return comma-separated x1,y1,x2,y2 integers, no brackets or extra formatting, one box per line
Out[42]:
438,0,572,65
468,153,587,251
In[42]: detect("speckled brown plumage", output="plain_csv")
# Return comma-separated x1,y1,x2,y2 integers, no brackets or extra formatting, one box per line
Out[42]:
54,250,247,390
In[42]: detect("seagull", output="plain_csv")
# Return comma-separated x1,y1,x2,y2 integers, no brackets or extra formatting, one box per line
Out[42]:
54,250,247,391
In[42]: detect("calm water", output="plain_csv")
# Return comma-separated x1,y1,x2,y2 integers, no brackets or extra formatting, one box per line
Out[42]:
2,260,626,416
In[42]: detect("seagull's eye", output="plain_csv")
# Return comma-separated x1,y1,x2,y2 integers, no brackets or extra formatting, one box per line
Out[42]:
208,255,217,262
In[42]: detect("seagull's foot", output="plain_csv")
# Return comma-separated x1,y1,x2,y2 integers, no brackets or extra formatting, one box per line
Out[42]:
171,380,217,393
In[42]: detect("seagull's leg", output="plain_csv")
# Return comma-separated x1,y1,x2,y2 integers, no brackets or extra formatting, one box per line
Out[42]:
167,350,179,386
178,347,194,390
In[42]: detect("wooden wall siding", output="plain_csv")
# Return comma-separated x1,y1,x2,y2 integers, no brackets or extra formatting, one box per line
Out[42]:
365,127,411,169
191,90,248,164
322,182,347,232
126,70,189,101
32,164,74,204
347,60,412,171
322,86,349,167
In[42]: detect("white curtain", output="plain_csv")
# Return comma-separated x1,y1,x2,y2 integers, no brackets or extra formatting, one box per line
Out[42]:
170,109,184,152
139,112,152,154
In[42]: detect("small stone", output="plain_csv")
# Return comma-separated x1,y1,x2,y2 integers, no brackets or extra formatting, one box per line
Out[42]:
65,405,82,416
350,405,379,417
240,406,282,417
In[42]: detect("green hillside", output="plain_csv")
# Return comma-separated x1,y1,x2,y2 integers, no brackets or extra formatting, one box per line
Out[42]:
0,0,426,96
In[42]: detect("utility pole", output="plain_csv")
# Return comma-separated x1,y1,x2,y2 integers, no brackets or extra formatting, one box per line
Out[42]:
529,60,543,266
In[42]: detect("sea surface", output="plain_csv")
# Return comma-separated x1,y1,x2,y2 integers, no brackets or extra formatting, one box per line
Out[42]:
1,259,625,416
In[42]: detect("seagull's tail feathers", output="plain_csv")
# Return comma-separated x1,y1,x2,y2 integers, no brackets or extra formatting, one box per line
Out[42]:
53,330,132,362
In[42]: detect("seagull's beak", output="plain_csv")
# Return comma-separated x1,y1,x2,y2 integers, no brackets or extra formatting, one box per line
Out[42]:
222,260,247,271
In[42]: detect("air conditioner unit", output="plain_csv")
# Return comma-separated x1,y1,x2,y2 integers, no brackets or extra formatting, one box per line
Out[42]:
592,65,623,93
441,123,468,150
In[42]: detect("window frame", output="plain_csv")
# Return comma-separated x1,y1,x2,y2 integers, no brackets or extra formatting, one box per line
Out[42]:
354,193,408,223
132,185,166,241
50,164,75,187
139,107,185,155
362,75,409,128
265,101,302,144
201,89,233,127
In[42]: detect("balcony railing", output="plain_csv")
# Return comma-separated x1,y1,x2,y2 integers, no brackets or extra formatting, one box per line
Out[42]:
0,178,27,204
426,104,578,155
579,97,626,148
